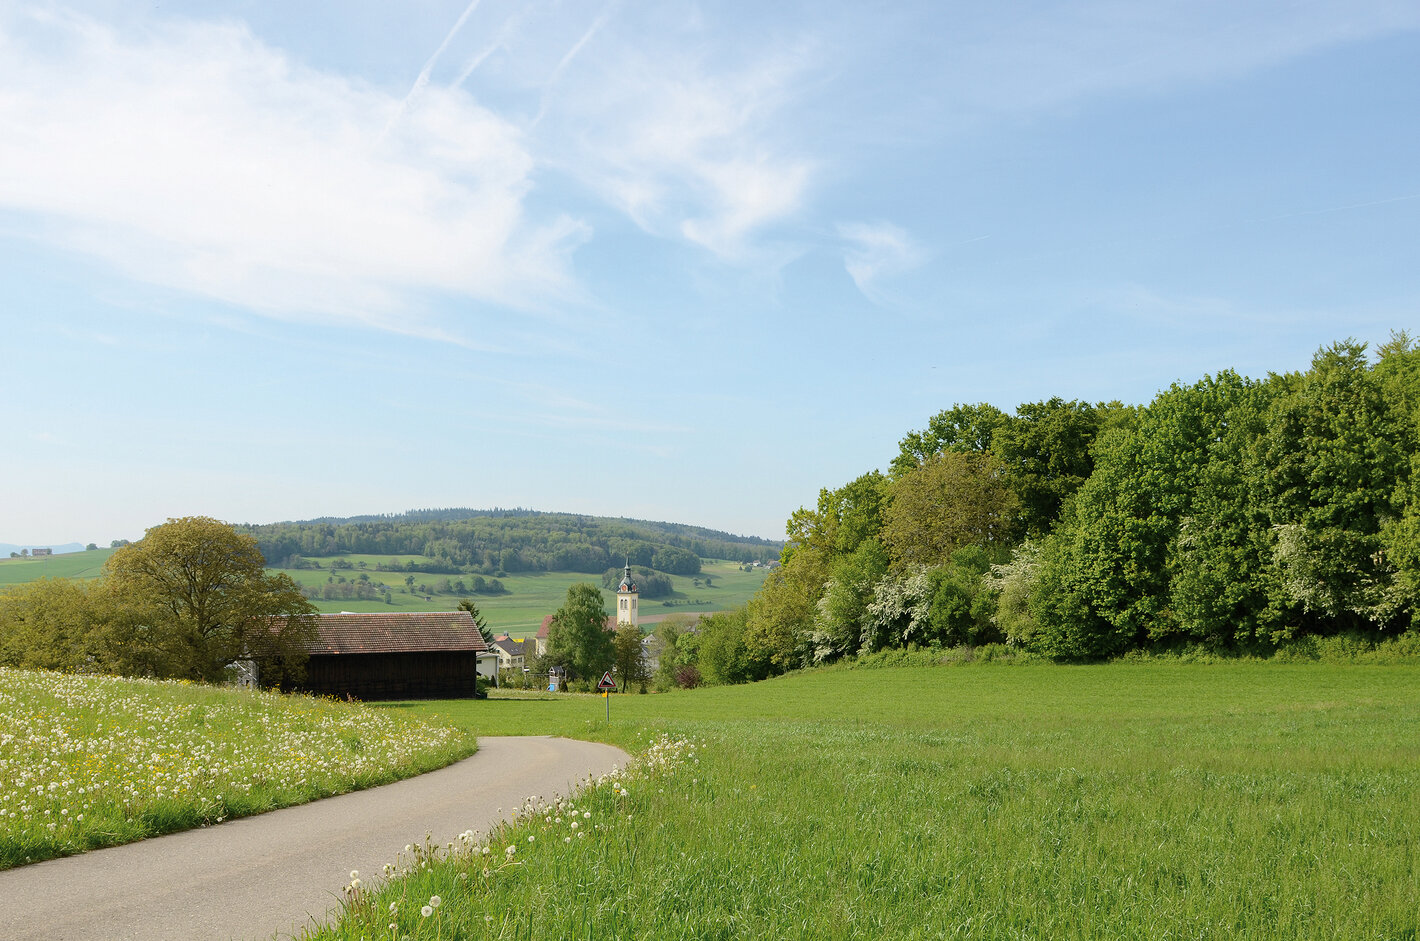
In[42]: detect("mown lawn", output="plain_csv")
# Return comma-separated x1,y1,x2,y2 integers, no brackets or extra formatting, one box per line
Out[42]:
306,662,1420,940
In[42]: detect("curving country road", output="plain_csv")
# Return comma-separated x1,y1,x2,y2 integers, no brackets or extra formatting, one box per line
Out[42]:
0,736,628,941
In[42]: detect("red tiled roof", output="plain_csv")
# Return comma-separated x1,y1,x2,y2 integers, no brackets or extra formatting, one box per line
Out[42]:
538,613,618,638
303,612,489,656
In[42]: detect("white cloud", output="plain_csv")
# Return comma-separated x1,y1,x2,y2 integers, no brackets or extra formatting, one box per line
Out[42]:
837,221,924,300
523,9,820,261
0,6,584,334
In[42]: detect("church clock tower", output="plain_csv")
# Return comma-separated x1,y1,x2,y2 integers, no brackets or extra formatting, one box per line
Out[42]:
615,560,639,628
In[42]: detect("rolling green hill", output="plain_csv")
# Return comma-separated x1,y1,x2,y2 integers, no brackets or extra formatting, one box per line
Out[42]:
0,548,115,586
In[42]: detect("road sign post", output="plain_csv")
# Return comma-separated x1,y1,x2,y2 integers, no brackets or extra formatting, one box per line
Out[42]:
597,671,617,722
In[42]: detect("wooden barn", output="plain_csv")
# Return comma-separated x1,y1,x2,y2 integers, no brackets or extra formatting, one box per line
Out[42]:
285,611,493,701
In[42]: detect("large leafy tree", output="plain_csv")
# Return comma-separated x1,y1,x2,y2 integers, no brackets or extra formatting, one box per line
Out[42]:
811,538,889,662
103,517,316,683
1262,341,1410,631
611,623,650,692
993,397,1101,536
881,451,1020,567
891,402,1009,475
1031,373,1251,657
544,583,613,682
0,578,100,672
696,607,768,685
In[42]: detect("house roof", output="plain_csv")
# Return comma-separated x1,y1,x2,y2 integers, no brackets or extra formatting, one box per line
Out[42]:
304,612,489,656
491,637,530,657
538,613,618,638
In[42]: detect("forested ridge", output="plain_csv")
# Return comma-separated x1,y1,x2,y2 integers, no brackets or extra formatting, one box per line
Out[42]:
237,509,781,576
678,335,1420,683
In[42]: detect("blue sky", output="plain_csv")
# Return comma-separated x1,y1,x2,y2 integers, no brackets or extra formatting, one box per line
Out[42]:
3,0,1418,547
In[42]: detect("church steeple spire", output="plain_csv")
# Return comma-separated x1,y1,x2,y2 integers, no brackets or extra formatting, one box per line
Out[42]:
616,556,639,627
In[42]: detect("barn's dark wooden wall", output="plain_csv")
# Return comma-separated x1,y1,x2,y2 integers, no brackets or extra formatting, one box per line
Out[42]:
290,651,479,700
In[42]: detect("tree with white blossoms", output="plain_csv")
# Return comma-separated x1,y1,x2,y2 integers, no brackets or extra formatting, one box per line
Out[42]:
861,568,934,652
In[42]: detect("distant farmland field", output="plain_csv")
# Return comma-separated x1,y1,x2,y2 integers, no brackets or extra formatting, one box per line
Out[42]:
0,549,114,586
0,550,766,636
271,557,769,636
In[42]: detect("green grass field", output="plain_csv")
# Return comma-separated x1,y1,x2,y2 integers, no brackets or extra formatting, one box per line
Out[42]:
307,662,1420,940
277,558,768,636
0,549,114,586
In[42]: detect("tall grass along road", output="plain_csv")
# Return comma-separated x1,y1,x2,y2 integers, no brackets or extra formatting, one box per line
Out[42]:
0,736,627,941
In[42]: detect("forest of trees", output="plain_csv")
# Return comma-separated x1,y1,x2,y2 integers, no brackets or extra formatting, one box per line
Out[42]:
238,509,777,575
666,335,1420,683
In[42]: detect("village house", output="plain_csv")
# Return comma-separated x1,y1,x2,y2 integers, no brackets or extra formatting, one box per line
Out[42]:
489,635,530,672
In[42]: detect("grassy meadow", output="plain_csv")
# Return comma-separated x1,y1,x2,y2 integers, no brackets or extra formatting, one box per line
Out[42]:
309,662,1419,940
275,558,768,635
0,548,114,586
0,668,478,869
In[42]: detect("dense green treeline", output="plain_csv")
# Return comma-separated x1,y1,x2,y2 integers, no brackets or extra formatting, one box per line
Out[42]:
667,335,1420,684
238,509,779,575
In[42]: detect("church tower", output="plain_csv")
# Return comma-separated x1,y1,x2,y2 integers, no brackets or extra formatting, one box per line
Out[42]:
615,559,639,628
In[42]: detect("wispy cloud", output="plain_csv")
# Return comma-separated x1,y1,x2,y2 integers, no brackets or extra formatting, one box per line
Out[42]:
0,5,583,337
837,221,924,300
521,7,820,261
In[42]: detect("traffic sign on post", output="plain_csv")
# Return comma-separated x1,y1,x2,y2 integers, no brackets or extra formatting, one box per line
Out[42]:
598,671,617,723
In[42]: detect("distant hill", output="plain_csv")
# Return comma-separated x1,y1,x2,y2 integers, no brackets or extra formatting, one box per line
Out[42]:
237,508,782,575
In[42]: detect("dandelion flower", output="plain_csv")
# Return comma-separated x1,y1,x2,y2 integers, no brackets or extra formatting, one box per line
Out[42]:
430,896,441,909
421,905,433,918
350,870,360,880
505,845,516,856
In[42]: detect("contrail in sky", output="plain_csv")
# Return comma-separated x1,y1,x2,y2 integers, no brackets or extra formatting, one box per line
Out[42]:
530,6,613,129
380,0,485,141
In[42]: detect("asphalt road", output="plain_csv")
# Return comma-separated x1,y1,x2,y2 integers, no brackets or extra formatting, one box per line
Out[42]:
0,736,628,941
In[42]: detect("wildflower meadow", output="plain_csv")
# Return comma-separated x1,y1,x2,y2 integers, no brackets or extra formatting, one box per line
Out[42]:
0,667,477,868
